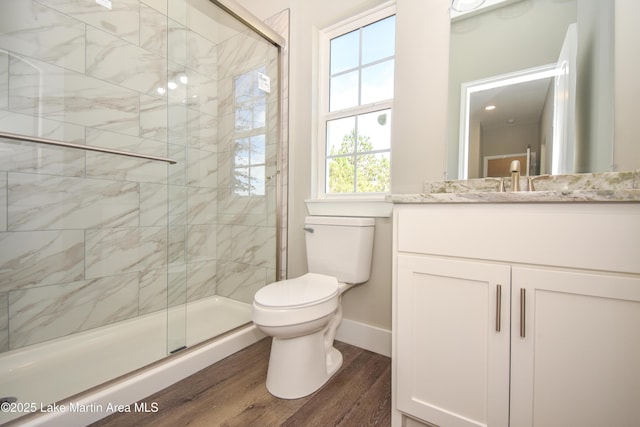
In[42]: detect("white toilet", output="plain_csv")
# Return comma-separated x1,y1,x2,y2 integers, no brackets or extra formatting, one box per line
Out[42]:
252,216,375,399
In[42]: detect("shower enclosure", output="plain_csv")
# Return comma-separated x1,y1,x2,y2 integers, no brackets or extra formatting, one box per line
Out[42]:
0,0,287,423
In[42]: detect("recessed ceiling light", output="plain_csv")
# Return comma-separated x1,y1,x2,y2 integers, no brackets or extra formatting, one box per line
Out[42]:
485,105,496,111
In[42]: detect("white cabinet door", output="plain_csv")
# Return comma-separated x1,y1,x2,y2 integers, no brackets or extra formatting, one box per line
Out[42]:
396,255,511,427
510,267,640,427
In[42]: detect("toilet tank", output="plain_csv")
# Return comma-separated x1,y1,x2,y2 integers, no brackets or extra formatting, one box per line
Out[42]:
304,216,375,284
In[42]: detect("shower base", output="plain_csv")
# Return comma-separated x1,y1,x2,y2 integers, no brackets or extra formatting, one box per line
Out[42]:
0,296,260,426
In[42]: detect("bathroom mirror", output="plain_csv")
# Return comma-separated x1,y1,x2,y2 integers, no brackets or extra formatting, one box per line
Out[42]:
446,0,614,179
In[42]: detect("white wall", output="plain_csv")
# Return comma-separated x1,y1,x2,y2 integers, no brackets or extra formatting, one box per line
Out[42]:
237,0,394,334
615,0,640,171
391,0,450,190
237,0,640,336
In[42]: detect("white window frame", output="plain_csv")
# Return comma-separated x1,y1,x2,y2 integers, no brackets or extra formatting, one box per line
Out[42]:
313,2,396,210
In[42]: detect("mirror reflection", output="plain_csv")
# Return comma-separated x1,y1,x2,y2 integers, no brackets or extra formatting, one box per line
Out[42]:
446,0,614,180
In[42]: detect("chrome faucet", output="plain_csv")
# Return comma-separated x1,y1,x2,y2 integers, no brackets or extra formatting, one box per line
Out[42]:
509,160,521,192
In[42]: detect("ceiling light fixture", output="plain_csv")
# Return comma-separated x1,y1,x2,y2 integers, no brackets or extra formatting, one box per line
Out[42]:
451,0,486,12
485,105,496,111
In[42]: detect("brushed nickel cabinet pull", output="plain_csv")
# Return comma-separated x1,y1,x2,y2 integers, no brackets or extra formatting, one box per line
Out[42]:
520,288,526,338
495,284,502,332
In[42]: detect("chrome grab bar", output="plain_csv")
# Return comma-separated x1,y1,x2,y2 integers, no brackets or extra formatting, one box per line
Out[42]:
0,131,177,164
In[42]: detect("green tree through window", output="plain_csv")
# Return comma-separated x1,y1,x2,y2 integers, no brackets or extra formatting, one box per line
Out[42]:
328,129,390,193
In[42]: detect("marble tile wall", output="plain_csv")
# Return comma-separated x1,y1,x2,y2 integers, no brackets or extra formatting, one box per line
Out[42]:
212,12,286,305
0,0,285,354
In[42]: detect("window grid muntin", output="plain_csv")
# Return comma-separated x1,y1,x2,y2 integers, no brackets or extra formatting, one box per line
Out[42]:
324,108,391,194
320,4,395,197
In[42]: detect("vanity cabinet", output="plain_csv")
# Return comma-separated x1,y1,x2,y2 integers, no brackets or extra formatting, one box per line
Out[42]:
392,203,640,427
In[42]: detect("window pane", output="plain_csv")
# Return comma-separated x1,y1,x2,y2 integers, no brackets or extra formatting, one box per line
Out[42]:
251,165,266,196
251,135,266,164
357,110,391,152
329,71,359,111
362,16,396,65
235,107,252,131
234,167,250,196
234,73,252,102
361,59,394,105
234,138,250,166
330,30,359,75
356,152,390,192
327,155,355,193
253,101,266,129
326,116,356,156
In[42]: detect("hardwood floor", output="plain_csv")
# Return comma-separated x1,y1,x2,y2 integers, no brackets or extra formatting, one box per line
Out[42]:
91,338,391,427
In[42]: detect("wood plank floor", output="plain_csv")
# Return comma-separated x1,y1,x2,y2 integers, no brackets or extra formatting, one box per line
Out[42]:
91,338,391,427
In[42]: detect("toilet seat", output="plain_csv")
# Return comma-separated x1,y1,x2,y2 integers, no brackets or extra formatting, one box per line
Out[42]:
253,273,340,327
254,273,339,308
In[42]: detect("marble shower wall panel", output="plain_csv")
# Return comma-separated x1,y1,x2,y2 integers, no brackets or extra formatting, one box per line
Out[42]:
37,0,140,44
211,16,283,300
141,3,169,58
186,260,217,301
0,230,84,292
230,225,276,269
85,227,168,279
0,109,86,143
140,182,169,227
0,173,6,232
188,187,217,225
0,139,86,177
0,0,164,353
139,266,168,315
0,1,85,73
8,272,140,349
8,55,140,137
8,173,139,231
1,51,8,109
0,0,284,352
86,26,167,98
186,224,216,264
216,260,267,304
140,94,168,142
84,128,168,184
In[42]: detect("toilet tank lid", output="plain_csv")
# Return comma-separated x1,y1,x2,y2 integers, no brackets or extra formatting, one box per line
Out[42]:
304,216,374,227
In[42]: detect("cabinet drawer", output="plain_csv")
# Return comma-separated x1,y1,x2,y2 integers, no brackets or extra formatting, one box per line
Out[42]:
395,203,640,274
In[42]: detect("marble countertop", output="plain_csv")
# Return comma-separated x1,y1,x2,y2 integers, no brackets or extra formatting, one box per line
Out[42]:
387,170,640,204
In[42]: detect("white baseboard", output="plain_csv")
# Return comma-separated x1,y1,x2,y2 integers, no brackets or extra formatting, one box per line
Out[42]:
335,318,391,357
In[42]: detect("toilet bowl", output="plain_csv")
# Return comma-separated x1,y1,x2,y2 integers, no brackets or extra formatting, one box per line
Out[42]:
253,273,348,399
252,216,375,399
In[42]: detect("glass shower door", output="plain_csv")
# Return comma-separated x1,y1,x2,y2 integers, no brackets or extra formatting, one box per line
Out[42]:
165,0,281,352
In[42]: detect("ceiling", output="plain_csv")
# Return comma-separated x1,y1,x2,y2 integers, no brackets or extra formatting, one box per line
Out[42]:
469,76,553,131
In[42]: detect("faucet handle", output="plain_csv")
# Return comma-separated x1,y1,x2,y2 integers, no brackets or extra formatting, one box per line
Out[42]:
527,175,550,192
485,177,506,192
527,176,535,191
